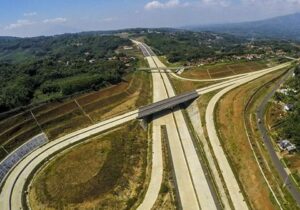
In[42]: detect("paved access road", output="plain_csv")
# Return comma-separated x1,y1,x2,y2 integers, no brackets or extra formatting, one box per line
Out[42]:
0,110,138,210
256,70,300,205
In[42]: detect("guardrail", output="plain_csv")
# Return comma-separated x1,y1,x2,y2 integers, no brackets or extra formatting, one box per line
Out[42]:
0,133,48,185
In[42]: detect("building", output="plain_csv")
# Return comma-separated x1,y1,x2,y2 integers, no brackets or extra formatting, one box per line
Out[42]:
278,139,297,153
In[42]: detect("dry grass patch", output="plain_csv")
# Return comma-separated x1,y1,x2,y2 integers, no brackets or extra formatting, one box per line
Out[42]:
34,101,78,124
266,102,285,129
170,77,216,94
29,122,148,210
77,81,130,106
42,109,92,140
216,71,285,210
182,61,268,79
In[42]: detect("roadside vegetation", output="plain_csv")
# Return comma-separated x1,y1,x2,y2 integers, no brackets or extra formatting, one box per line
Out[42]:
28,122,148,209
273,65,300,145
215,69,295,209
244,69,299,209
265,65,300,187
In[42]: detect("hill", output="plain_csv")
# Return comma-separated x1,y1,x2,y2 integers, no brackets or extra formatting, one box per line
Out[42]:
0,34,134,112
186,13,300,41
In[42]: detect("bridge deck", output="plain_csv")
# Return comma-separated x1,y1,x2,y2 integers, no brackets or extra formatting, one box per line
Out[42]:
137,91,199,119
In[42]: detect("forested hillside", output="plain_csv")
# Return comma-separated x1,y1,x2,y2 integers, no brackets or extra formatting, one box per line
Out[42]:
144,31,300,63
0,34,133,112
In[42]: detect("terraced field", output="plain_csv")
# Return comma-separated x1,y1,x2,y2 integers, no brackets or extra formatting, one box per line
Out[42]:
0,71,151,161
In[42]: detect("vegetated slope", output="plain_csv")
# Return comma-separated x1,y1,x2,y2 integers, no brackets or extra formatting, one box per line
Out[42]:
276,65,300,145
143,30,299,64
0,34,135,112
187,13,300,41
144,31,245,63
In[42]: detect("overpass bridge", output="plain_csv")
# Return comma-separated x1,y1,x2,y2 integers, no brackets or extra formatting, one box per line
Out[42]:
137,91,199,119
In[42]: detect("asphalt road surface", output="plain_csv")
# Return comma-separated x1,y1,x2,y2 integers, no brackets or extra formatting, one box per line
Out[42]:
256,69,300,205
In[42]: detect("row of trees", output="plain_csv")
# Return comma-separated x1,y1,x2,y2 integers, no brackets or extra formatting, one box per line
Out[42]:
281,66,300,145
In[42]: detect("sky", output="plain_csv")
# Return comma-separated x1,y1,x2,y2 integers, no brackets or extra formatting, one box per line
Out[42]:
0,0,300,37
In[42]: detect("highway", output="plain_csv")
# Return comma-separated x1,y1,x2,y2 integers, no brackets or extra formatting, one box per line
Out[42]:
0,41,293,210
137,42,219,210
256,69,300,205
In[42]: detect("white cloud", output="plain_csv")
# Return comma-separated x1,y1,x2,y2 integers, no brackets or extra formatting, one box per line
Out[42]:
242,0,300,5
145,1,164,9
201,0,231,7
43,17,67,24
145,0,189,10
4,19,35,30
24,12,37,17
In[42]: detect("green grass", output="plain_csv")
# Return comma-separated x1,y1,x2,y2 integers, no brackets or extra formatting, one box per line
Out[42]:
158,56,182,67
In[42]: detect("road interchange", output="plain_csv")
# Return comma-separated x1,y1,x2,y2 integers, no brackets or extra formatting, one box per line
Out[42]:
0,40,294,210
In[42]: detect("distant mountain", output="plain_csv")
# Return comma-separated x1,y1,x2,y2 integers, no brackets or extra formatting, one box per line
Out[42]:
186,13,300,41
0,36,19,41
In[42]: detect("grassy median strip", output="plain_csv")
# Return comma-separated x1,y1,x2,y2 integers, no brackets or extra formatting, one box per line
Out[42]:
151,125,178,210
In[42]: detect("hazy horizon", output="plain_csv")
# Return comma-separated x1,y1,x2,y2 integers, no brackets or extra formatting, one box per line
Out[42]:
1,0,300,37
